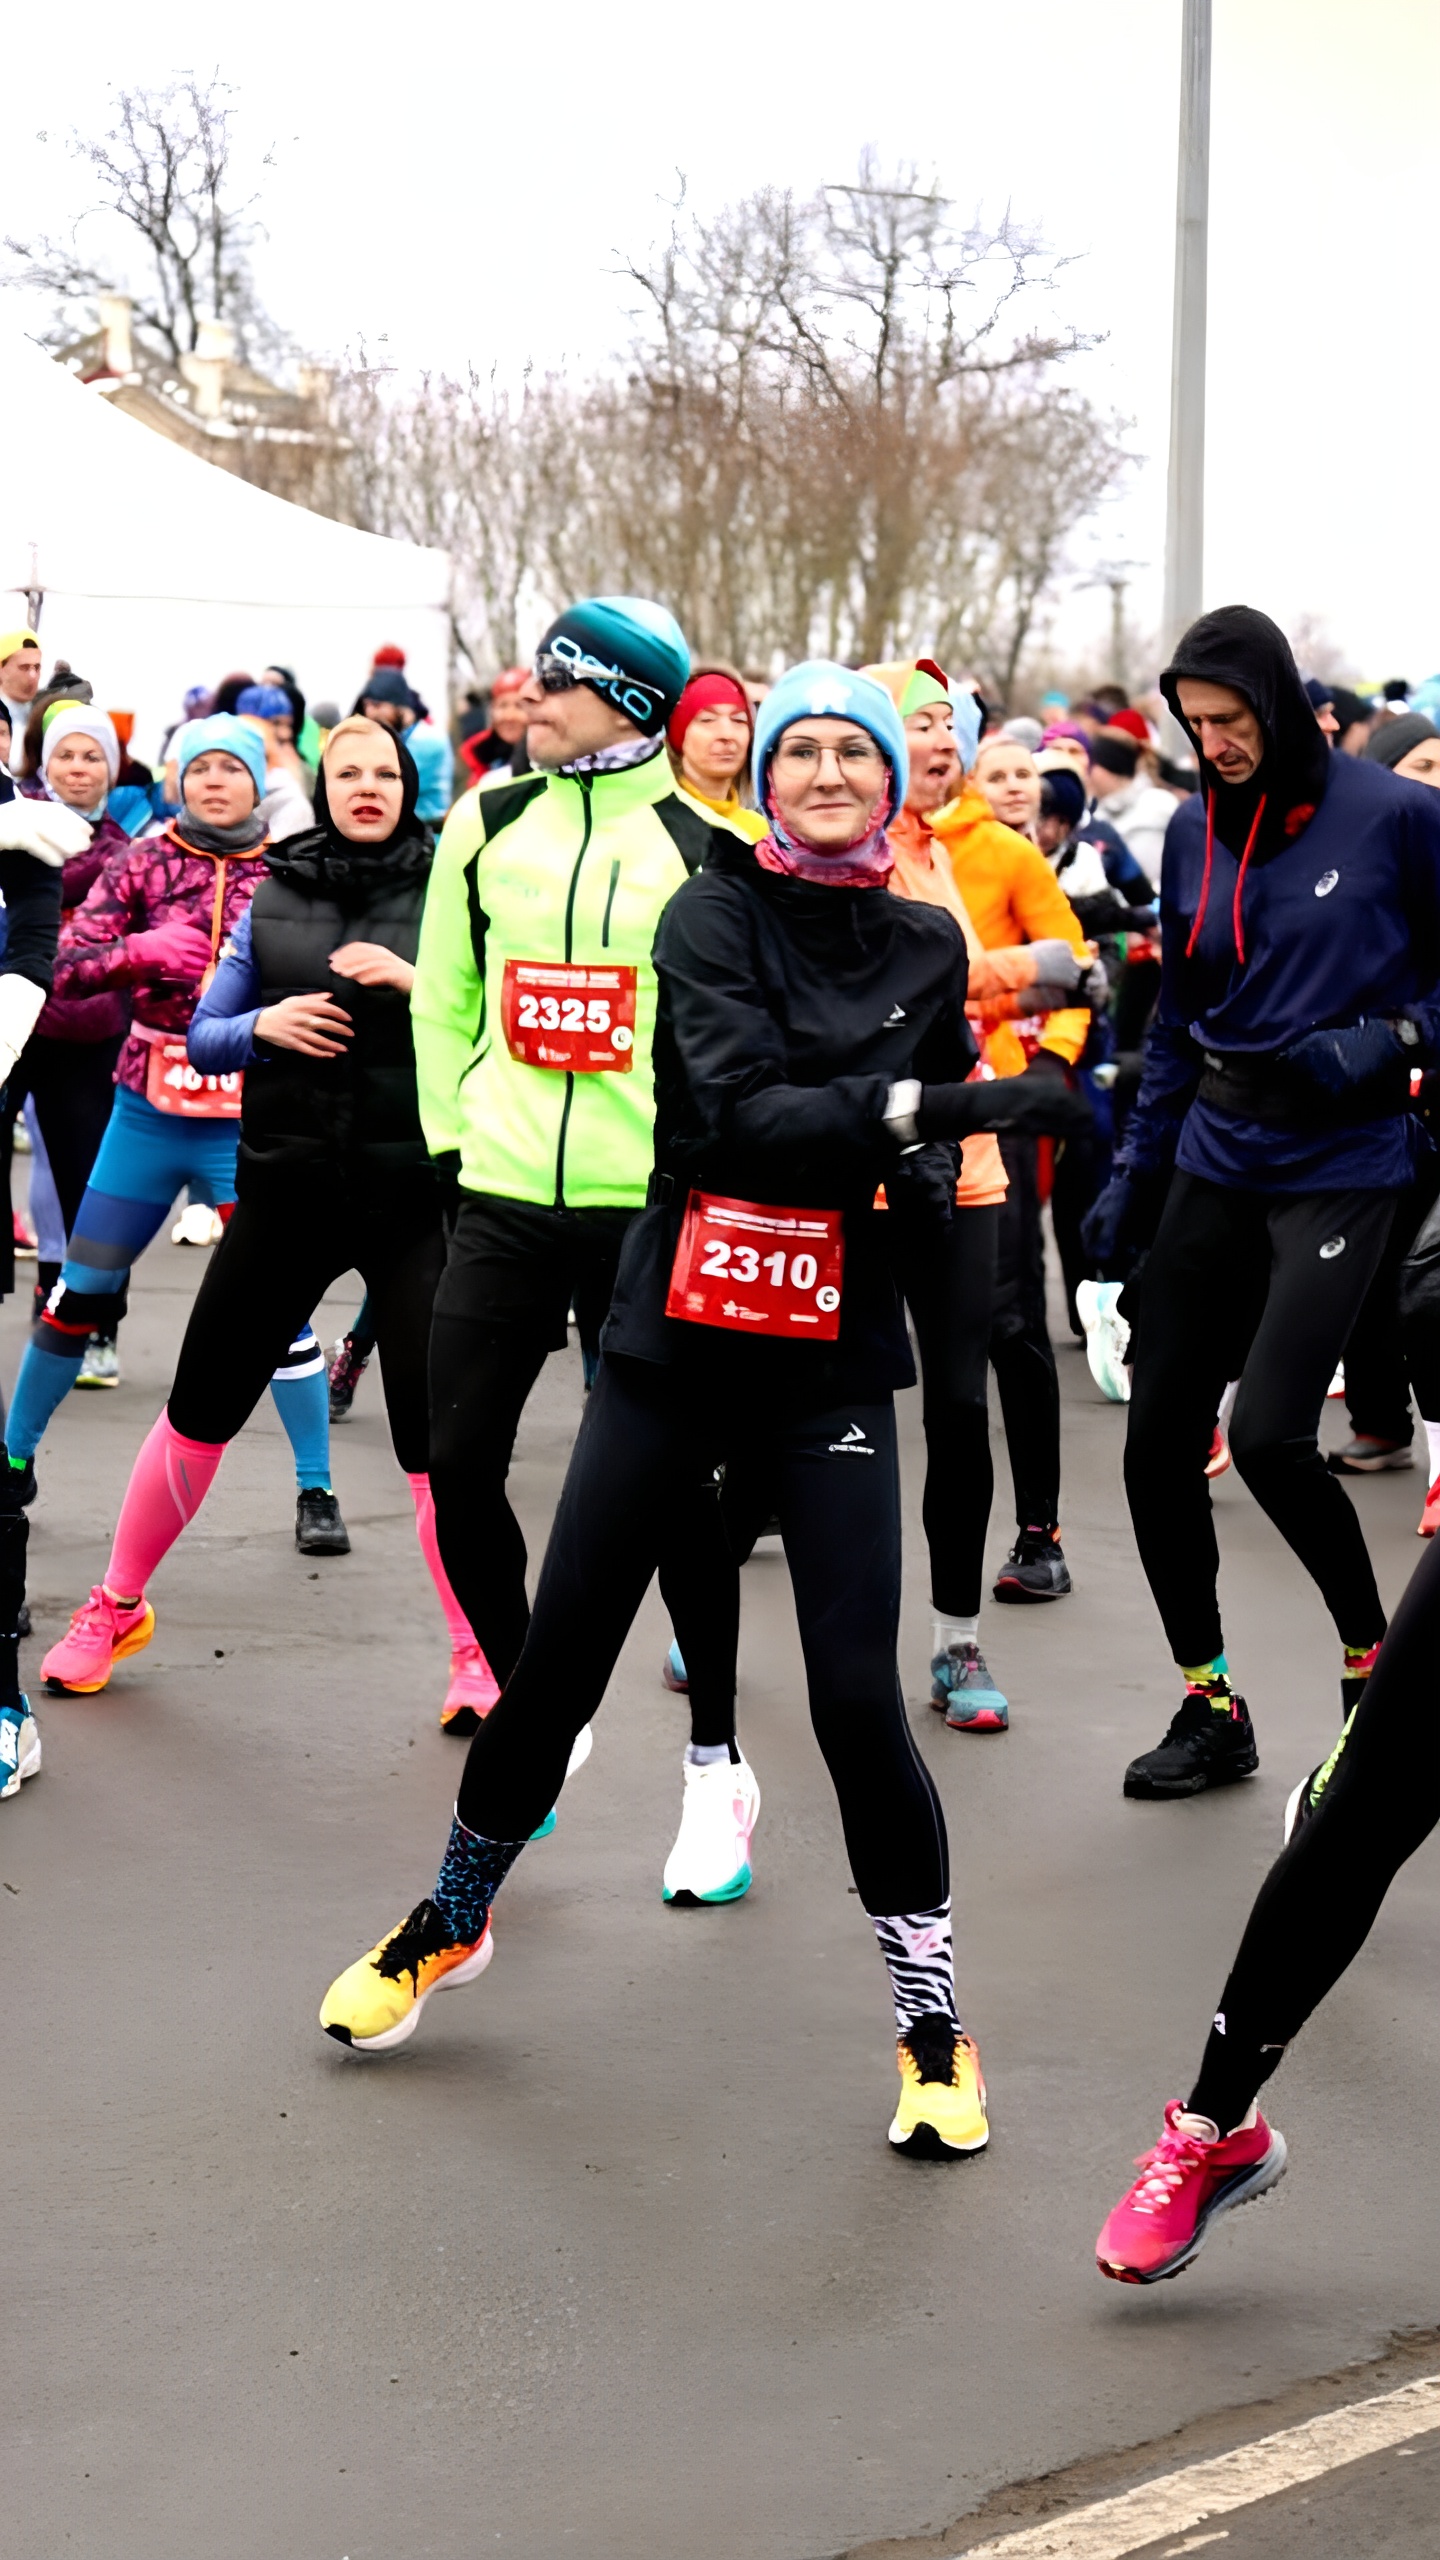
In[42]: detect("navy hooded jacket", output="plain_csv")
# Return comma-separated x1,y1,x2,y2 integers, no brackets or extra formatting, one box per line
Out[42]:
1119,608,1440,1191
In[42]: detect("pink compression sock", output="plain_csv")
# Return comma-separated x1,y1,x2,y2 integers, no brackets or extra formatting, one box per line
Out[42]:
407,1472,481,1653
105,1412,226,1599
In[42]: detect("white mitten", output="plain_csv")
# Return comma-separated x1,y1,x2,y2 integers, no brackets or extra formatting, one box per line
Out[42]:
0,797,93,866
0,972,49,1088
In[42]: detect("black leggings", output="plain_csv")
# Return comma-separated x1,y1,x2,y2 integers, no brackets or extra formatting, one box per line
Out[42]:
894,1206,999,1617
454,1354,948,1914
1124,1173,1395,1666
6,1033,125,1237
168,1192,445,1471
1189,1529,1440,2132
989,1135,1061,1530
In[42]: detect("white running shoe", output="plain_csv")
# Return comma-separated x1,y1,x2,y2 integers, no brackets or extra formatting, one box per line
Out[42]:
75,1336,121,1390
0,1700,40,1799
1075,1278,1131,1403
662,1752,760,1904
171,1204,224,1246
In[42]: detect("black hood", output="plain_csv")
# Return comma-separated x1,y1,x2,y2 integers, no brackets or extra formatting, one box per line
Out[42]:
272,729,430,892
1161,605,1332,859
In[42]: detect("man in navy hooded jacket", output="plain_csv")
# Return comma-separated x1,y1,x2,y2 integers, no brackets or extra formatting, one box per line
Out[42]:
1088,605,1440,1802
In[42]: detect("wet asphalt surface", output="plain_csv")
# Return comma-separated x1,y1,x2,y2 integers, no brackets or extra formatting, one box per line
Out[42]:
5,1217,1439,2559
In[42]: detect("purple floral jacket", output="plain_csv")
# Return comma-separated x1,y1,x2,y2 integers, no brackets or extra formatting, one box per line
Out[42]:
53,823,271,1095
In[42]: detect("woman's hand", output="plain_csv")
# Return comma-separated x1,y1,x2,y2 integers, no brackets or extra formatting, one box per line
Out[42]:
255,993,354,1057
329,941,415,994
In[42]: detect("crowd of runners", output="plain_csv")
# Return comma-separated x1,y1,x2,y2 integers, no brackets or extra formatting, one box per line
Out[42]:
4,603,1440,2285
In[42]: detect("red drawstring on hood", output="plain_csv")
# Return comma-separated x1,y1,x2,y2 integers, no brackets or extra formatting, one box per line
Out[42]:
1186,789,1267,965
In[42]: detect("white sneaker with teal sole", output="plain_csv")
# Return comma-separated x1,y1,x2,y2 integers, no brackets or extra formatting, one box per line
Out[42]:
0,1700,40,1799
663,1752,760,1903
530,1723,594,1840
1076,1278,1131,1403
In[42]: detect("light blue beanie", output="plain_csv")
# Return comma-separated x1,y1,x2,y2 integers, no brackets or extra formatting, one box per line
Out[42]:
753,662,909,815
177,713,267,805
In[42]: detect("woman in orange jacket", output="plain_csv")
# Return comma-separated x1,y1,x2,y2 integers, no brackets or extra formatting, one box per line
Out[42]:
865,661,1097,1720
928,726,1095,1602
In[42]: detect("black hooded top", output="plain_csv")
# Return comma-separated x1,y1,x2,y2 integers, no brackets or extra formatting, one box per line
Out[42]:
1160,605,1332,859
1118,606,1440,1194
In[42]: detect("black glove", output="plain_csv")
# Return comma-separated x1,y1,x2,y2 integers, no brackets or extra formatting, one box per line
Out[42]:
1280,1017,1414,1100
917,1077,1093,1143
885,1140,959,1230
1080,1173,1137,1264
1023,1045,1070,1080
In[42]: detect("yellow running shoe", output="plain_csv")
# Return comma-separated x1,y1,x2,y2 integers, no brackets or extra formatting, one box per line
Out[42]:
319,1898,494,2052
888,2021,989,2158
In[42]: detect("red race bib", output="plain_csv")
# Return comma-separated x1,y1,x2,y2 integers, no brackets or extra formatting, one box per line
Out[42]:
501,960,638,1073
143,1038,244,1119
665,1192,844,1339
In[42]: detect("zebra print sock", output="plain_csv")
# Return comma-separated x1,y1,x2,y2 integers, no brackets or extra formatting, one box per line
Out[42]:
433,1808,528,1944
871,1900,960,2038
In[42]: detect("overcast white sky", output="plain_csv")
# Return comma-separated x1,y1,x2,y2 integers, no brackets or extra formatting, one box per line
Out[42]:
6,0,1437,685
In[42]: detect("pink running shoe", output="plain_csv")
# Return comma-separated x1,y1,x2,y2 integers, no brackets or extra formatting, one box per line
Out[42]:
1419,1476,1440,1539
440,1642,500,1737
42,1585,156,1695
1096,2101,1286,2284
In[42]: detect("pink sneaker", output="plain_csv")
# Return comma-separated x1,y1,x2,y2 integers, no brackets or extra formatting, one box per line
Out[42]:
440,1642,500,1736
1419,1476,1440,1539
1096,2101,1286,2283
42,1584,156,1695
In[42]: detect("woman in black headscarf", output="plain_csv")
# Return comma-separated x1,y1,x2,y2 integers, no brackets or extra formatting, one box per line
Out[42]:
40,717,495,1728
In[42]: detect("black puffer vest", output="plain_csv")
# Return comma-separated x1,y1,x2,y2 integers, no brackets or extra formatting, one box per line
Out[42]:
240,824,437,1206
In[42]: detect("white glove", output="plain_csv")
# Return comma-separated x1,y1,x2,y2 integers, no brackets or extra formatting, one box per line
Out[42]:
0,972,49,1089
0,797,93,866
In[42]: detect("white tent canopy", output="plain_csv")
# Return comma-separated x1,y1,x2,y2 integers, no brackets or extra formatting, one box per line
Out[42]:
0,333,451,764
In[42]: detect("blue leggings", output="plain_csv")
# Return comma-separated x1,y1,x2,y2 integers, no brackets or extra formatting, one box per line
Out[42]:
7,1087,331,1485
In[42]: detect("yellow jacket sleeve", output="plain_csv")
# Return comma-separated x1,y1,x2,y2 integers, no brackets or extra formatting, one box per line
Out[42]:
411,788,487,1157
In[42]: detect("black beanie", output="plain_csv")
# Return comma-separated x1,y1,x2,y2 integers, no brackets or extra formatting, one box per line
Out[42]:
1363,713,1439,771
1040,767,1086,827
1089,733,1139,779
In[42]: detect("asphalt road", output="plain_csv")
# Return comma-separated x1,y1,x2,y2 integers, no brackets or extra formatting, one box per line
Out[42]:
5,1216,1439,2560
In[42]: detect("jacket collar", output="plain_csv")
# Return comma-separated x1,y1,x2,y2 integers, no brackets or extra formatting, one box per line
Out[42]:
539,748,676,817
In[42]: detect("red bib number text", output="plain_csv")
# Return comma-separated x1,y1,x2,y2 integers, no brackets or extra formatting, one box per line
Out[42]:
665,1192,844,1339
501,960,638,1073
144,1040,243,1119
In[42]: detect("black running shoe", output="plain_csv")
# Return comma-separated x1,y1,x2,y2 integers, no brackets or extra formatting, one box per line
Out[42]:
327,1333,371,1422
295,1488,351,1556
8,1458,36,1509
1124,1691,1258,1799
993,1526,1072,1603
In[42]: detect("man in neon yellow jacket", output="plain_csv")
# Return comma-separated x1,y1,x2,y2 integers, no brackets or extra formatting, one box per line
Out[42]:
413,595,717,1741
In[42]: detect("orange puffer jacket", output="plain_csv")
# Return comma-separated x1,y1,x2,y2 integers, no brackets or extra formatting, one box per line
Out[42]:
929,787,1089,1076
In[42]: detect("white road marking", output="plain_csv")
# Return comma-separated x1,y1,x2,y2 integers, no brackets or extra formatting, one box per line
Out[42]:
952,2372,1440,2559
1163,2537,1229,2556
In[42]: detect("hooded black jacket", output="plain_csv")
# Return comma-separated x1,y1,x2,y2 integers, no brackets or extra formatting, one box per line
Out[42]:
602,833,976,1397
1121,606,1440,1192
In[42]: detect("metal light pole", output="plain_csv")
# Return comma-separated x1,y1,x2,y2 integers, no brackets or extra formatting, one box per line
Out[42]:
1162,0,1212,658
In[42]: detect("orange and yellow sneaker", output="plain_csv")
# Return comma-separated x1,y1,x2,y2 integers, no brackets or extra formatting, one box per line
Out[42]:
42,1585,155,1694
319,1898,494,2052
439,1642,500,1737
888,2017,989,2158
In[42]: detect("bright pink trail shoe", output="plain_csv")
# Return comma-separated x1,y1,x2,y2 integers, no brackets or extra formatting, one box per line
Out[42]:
440,1641,500,1737
42,1584,156,1695
1418,1476,1440,1539
1096,2101,1287,2284
1205,1424,1231,1478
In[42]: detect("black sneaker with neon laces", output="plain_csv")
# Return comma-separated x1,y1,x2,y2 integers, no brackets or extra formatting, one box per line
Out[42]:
993,1525,1072,1603
1124,1689,1258,1799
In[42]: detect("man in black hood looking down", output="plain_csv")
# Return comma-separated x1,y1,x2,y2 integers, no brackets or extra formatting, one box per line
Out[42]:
1084,605,1440,1804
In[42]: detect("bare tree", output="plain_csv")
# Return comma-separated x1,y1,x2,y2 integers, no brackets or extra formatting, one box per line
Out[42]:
4,74,281,367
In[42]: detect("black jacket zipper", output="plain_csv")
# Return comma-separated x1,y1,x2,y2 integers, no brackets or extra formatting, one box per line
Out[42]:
601,858,620,948
553,777,594,1207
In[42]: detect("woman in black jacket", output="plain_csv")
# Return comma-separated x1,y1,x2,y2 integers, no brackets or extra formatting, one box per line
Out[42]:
320,663,1085,2158
37,718,493,1727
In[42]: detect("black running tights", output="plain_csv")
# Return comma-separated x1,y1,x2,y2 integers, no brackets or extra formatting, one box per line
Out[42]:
454,1354,949,1916
989,1135,1061,1530
894,1205,998,1617
1124,1174,1395,1666
1188,1529,1440,2131
168,1193,445,1472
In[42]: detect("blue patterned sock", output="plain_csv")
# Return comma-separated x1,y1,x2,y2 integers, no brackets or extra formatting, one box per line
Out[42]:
433,1810,528,1944
268,1360,331,1492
